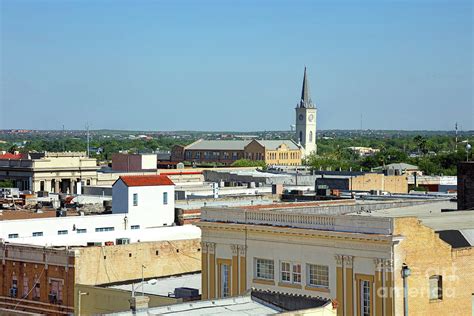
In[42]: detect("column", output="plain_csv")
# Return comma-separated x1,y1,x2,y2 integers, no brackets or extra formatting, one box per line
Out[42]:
238,245,247,294
384,259,394,316
201,243,209,300
344,255,354,316
208,243,216,299
69,180,74,195
335,255,344,316
44,180,51,193
54,179,60,193
374,259,384,316
231,245,239,296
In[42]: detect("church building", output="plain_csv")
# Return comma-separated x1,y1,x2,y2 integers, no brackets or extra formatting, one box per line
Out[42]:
295,67,317,157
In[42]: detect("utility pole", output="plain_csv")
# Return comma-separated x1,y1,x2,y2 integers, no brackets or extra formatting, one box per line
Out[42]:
455,122,458,151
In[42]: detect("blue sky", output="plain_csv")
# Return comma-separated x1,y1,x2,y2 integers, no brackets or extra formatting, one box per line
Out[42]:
1,0,472,131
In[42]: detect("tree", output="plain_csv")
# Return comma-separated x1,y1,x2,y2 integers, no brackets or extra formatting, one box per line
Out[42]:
231,159,266,169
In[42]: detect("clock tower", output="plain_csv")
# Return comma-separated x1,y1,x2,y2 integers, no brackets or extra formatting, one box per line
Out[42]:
295,67,317,156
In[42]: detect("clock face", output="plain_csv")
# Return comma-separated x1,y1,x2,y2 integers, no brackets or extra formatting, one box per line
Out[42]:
308,114,314,122
299,114,304,121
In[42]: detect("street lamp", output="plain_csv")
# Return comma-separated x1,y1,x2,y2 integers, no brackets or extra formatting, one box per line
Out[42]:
466,143,472,162
401,264,411,316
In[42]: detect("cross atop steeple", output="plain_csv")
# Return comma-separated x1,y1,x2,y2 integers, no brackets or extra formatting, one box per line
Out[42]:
299,67,314,108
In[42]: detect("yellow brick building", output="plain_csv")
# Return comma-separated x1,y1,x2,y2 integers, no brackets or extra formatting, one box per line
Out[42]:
196,200,474,316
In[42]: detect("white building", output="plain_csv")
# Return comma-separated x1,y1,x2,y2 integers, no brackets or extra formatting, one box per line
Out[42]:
0,175,176,244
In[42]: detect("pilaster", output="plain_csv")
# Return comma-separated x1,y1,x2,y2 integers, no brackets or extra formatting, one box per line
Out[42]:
344,255,354,316
238,245,247,294
335,255,344,316
208,243,216,299
231,245,239,296
374,258,384,316
201,242,209,300
384,259,394,316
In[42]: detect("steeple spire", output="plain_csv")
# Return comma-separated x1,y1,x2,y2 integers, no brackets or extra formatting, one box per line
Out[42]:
299,67,314,108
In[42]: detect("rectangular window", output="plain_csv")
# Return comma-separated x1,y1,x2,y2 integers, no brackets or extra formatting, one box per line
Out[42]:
163,192,168,205
131,225,140,230
8,234,18,238
76,229,87,234
281,262,301,284
255,258,274,280
307,264,329,288
32,232,43,237
33,283,40,300
57,230,68,235
195,152,201,159
22,277,29,298
281,262,291,282
95,227,115,232
429,275,443,300
185,151,192,159
221,264,230,298
292,263,302,283
360,280,371,316
133,193,138,206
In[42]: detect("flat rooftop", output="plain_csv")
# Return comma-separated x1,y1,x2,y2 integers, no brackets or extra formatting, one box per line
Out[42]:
5,225,201,247
107,272,201,297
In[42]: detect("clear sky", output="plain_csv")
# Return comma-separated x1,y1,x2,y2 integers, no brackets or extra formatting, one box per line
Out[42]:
1,0,472,131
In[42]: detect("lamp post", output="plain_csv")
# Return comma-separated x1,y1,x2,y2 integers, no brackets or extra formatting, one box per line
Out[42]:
401,264,411,316
141,264,146,296
466,143,472,162
78,291,89,316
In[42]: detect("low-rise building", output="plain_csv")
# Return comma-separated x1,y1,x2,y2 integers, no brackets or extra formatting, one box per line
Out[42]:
171,139,302,166
111,153,158,172
0,234,201,315
196,199,474,316
0,152,98,193
1,175,175,242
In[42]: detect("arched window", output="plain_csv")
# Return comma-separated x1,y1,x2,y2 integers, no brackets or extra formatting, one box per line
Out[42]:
299,131,303,143
309,131,313,143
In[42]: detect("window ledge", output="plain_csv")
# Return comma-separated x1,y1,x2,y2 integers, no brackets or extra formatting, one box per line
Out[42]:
304,285,330,293
278,282,302,289
253,278,275,286
429,298,443,303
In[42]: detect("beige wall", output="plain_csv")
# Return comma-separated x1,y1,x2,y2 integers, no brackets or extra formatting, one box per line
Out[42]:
350,174,408,194
75,239,201,285
393,218,474,316
74,284,181,315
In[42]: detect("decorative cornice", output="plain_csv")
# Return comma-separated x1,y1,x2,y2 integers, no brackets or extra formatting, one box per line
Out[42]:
343,255,354,268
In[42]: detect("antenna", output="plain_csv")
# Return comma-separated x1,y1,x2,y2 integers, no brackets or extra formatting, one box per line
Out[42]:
360,113,363,131
86,123,90,158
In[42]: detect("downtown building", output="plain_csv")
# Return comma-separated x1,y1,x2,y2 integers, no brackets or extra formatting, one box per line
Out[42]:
196,199,474,316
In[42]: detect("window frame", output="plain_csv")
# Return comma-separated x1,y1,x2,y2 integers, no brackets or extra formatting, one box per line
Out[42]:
255,258,274,280
280,261,301,284
306,263,329,288
133,193,138,206
8,233,19,239
32,232,43,237
163,192,168,205
57,230,68,235
429,275,443,301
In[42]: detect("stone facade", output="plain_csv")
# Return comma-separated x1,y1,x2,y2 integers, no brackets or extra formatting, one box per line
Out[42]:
0,152,98,193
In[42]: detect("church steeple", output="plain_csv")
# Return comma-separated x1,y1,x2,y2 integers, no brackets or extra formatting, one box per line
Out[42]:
299,67,314,108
